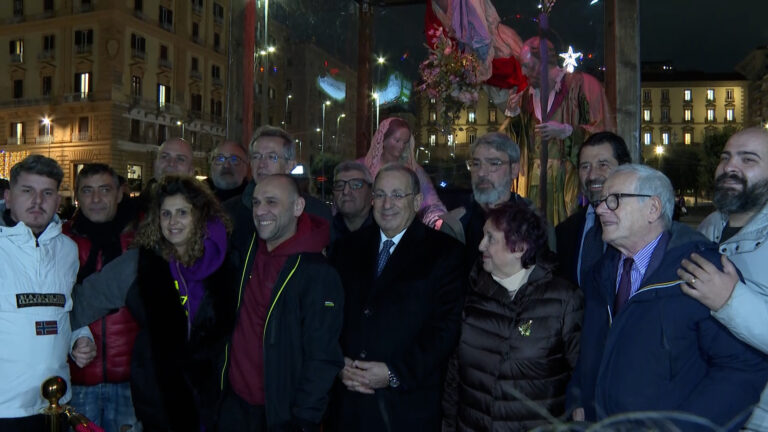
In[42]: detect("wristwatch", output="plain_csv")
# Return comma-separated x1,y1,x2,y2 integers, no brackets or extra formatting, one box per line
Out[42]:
388,369,400,388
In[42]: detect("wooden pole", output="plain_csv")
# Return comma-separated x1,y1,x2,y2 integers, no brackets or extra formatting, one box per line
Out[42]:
604,0,641,162
355,1,373,158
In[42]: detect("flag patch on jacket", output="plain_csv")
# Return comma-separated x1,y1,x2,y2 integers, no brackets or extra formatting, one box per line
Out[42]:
35,320,58,335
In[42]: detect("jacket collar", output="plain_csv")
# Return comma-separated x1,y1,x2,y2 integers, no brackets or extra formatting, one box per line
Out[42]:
704,203,768,253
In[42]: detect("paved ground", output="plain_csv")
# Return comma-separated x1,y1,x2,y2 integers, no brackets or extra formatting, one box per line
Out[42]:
679,204,715,229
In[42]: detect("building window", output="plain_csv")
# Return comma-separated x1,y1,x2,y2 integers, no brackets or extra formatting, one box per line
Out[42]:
489,108,497,123
43,34,55,53
213,2,224,23
157,124,167,145
429,111,436,123
706,108,715,122
191,93,202,113
10,122,24,140
160,45,168,61
158,6,173,30
192,22,200,41
134,0,142,12
684,108,692,122
429,98,436,104
42,76,52,96
130,119,140,141
131,75,141,99
661,106,670,122
74,72,91,98
642,89,651,103
212,65,221,80
683,89,692,102
661,131,670,145
468,131,477,144
643,131,652,145
467,110,476,124
286,79,292,91
726,108,735,122
191,57,199,72
726,88,734,101
12,80,23,99
214,32,221,51
9,39,23,63
130,34,146,57
78,116,89,135
706,88,715,102
428,133,436,146
643,108,651,122
39,120,53,137
74,29,93,53
684,132,692,145
661,89,669,103
13,0,23,17
157,84,169,107
268,87,275,99
210,99,223,119
447,134,454,148
43,0,53,11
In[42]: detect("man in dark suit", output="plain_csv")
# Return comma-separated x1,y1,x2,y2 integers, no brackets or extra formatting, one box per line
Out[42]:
555,131,631,287
328,164,465,432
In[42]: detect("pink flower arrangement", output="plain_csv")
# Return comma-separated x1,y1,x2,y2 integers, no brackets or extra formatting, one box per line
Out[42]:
417,27,482,134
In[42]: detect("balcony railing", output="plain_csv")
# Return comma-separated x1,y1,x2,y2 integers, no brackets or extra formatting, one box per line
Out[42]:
7,137,24,145
71,132,91,142
192,3,203,15
64,92,91,103
214,15,223,25
190,70,202,80
158,58,173,69
9,53,22,63
75,44,92,54
78,3,93,13
131,49,146,60
37,50,55,61
212,77,223,87
160,21,173,32
36,135,53,144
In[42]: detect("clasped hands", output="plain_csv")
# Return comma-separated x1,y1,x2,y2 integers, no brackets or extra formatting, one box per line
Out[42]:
339,357,390,394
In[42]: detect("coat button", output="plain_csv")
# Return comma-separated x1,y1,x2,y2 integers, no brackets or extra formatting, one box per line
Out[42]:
363,308,372,317
360,350,367,359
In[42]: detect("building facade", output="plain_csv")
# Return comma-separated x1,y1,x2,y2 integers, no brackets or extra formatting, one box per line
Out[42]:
0,0,229,194
736,46,768,128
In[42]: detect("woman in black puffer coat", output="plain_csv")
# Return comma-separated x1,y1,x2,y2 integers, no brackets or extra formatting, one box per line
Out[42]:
443,202,583,432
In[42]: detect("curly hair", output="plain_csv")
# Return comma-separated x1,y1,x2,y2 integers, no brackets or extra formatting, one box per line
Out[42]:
485,201,548,269
134,176,232,266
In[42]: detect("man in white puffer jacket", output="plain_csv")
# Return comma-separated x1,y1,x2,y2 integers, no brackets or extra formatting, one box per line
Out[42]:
0,155,95,430
678,127,768,431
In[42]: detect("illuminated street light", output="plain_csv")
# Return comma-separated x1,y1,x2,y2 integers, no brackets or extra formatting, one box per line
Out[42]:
176,120,185,138
42,117,51,156
377,56,386,64
373,92,380,127
320,100,332,201
336,113,346,149
283,94,292,126
655,145,664,169
268,46,276,53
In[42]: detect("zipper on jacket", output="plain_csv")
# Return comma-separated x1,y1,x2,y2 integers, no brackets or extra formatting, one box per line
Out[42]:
221,233,257,390
263,255,301,342
175,261,192,339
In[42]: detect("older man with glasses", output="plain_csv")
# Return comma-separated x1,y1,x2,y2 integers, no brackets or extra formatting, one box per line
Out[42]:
330,161,376,246
224,126,332,256
566,164,768,430
206,140,250,202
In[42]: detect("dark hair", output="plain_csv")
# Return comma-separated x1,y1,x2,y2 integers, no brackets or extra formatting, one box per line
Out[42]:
10,155,64,188
485,202,548,269
75,163,119,193
0,178,9,195
135,176,231,266
382,118,411,142
334,160,373,184
376,163,420,194
250,125,295,160
578,131,632,166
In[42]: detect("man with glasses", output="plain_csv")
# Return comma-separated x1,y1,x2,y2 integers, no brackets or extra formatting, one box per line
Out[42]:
224,125,332,255
331,161,375,244
555,132,631,287
440,132,530,268
567,164,768,429
327,164,464,431
206,140,249,202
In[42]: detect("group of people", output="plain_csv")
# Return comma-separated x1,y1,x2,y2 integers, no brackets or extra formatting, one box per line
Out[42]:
2,118,768,432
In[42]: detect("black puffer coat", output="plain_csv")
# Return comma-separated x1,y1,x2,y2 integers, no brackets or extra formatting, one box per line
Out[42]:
443,262,583,432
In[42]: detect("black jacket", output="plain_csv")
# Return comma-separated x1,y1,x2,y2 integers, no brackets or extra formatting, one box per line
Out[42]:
554,206,587,286
443,263,583,431
223,233,345,429
327,221,466,432
128,248,237,431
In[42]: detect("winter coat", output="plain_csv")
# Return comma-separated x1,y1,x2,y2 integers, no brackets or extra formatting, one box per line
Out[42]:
443,262,583,431
568,223,768,431
698,204,768,429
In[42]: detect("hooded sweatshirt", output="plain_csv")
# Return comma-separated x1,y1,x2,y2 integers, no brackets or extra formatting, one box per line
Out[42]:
229,212,329,405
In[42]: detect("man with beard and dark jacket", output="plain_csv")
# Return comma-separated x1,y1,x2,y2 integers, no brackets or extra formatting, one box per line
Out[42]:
63,164,140,431
206,140,250,202
217,174,344,432
555,131,631,287
678,127,768,430
568,164,768,430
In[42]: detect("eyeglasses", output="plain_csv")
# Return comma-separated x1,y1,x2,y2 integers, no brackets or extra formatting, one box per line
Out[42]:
593,193,653,211
372,191,415,202
212,154,245,166
332,178,369,191
466,158,510,173
251,153,286,163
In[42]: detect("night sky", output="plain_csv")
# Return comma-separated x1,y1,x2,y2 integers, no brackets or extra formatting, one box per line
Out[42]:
366,0,768,80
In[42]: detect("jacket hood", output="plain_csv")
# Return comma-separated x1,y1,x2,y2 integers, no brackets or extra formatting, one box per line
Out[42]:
699,202,768,250
268,212,329,257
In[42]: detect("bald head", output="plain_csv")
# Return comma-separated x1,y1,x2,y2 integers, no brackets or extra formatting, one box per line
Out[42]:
154,138,194,180
210,141,249,190
252,174,305,251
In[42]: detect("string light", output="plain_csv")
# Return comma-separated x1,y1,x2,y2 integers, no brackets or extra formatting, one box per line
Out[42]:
559,46,583,73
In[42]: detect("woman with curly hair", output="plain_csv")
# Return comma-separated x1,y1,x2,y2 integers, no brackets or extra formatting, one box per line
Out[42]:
359,117,447,227
128,175,236,431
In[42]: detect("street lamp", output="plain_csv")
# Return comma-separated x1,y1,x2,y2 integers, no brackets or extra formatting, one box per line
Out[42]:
42,117,51,156
283,94,292,126
260,0,270,125
372,92,380,128
176,120,185,138
295,138,302,162
655,144,664,169
336,113,346,150
320,100,331,201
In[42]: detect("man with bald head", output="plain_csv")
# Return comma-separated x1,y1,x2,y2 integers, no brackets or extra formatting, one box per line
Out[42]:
678,127,768,429
206,140,249,202
217,174,343,432
154,137,194,180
